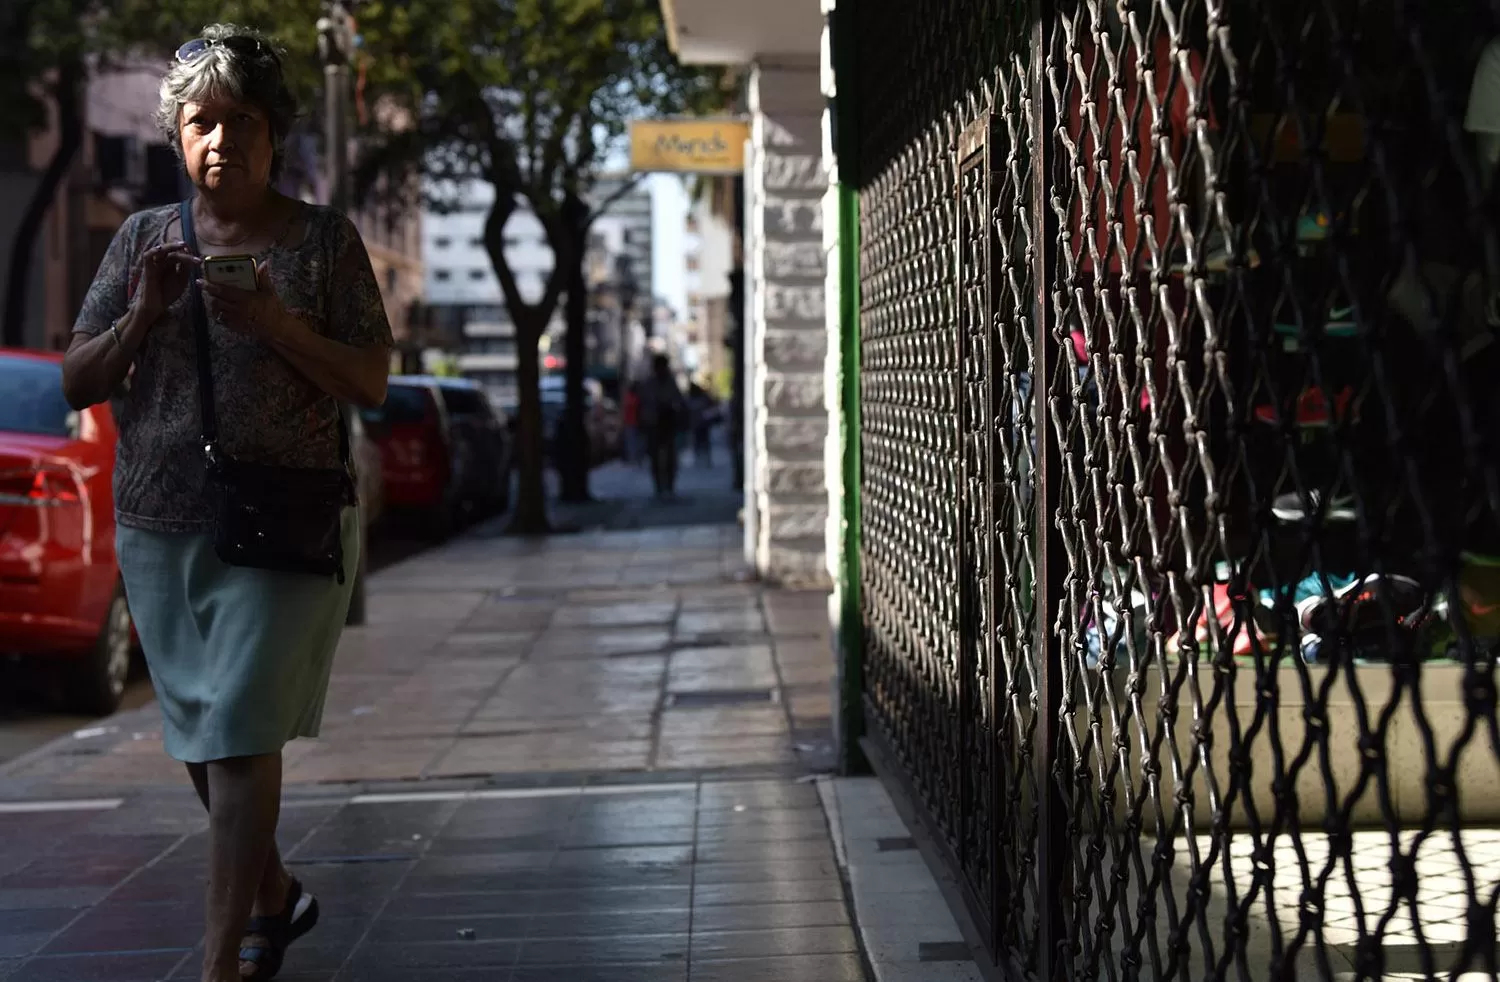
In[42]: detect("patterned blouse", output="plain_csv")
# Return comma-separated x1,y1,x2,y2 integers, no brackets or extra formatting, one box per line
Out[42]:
72,202,394,533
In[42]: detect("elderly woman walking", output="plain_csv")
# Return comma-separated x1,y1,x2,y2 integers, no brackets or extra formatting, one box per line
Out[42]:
61,24,390,982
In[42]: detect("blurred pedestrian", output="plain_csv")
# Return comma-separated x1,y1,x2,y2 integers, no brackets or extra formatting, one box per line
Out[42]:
639,353,686,498
621,380,641,465
688,381,718,467
59,25,391,982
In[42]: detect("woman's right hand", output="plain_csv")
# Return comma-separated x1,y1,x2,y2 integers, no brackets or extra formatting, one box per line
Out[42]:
133,241,198,319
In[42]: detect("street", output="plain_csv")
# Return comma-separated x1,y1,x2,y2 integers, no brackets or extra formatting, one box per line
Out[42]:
0,671,155,768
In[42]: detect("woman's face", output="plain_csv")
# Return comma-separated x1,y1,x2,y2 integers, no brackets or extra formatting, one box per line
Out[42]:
179,95,273,193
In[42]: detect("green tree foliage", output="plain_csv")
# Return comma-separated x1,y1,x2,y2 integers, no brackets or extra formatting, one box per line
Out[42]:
352,0,727,533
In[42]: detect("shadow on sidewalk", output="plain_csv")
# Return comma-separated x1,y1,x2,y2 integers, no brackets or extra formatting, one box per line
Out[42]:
478,434,742,537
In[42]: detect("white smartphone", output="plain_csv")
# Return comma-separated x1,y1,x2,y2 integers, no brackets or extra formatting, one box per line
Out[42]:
202,254,258,291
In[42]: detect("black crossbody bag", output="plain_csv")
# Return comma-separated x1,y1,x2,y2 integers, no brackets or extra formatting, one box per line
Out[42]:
181,199,356,583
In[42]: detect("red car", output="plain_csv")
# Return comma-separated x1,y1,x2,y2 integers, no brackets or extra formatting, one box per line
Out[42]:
358,376,512,539
0,349,134,715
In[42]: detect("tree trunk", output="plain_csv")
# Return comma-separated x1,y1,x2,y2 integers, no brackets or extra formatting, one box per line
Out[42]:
506,318,551,535
3,59,84,349
558,199,591,503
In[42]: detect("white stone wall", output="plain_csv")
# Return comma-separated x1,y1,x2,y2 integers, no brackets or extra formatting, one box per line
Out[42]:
747,58,832,586
819,5,843,593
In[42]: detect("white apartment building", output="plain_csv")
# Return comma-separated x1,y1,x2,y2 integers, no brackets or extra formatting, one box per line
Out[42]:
590,175,653,297
686,189,736,392
424,175,654,406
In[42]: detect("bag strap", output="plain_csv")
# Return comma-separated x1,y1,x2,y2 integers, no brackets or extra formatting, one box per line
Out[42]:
180,199,220,459
179,198,353,475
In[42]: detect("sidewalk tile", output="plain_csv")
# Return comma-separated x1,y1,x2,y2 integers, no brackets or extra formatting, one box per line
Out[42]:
552,603,678,628
690,924,859,960
693,816,832,842
383,886,693,919
527,909,691,938
656,744,796,770
344,938,521,972
515,933,690,966
691,901,850,934
874,965,986,982
39,907,199,955
283,738,455,784
694,880,849,907
694,839,836,865
660,707,788,738
8,950,183,982
562,825,697,849
677,610,768,637
530,628,673,658
512,966,686,982
668,647,778,692
0,890,109,914
371,912,530,944
690,953,867,982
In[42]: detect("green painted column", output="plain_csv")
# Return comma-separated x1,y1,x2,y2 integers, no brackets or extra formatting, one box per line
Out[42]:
828,0,867,776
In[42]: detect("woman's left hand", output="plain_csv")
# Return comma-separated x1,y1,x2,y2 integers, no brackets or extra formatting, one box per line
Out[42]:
203,261,287,341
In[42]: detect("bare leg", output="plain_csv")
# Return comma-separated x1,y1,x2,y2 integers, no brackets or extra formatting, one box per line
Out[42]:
199,754,285,982
186,762,293,919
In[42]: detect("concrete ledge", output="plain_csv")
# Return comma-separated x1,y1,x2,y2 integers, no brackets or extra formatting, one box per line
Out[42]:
819,776,984,982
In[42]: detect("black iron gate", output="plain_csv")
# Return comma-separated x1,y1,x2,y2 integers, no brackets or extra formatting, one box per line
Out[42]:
856,1,1500,979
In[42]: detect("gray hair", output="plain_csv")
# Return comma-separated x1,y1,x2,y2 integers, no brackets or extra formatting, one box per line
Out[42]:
153,23,300,181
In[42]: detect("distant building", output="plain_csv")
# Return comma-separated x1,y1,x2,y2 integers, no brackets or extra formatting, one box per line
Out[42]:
685,185,736,395
428,174,656,406
581,175,654,386
589,174,653,300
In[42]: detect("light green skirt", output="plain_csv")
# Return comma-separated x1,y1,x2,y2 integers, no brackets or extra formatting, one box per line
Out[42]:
116,508,359,763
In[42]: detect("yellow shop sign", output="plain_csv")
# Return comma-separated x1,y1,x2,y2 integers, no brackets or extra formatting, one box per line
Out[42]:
629,119,750,174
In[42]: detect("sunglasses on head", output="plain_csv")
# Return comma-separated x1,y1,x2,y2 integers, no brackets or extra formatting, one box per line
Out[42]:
175,36,281,67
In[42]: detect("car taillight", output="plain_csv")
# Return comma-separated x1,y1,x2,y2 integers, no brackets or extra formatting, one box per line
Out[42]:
0,469,81,506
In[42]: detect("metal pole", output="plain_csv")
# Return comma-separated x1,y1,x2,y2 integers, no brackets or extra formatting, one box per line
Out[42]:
319,1,353,213
1031,3,1069,978
326,65,348,212
321,1,365,624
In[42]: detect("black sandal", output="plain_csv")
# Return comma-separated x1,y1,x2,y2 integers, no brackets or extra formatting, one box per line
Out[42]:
239,878,320,980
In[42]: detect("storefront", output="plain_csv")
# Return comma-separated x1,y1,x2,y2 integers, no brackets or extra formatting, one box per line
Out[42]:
834,1,1500,977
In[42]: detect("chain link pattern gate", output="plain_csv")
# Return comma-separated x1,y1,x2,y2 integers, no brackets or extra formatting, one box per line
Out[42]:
855,1,1500,979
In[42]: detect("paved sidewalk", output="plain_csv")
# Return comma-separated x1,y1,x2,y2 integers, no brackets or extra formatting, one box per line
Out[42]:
0,522,870,982
1,525,832,796
1,778,867,982
526,444,743,533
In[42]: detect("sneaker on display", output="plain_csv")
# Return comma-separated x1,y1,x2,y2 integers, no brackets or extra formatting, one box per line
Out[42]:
1459,552,1500,636
1299,573,1427,649
1253,385,1354,428
1272,296,1358,343
1167,581,1276,659
1259,570,1359,613
1272,490,1358,524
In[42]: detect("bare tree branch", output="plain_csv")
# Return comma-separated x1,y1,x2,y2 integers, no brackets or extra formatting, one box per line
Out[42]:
586,172,648,227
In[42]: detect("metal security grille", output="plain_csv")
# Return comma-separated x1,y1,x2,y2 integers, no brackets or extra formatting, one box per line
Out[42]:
855,1,1500,979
